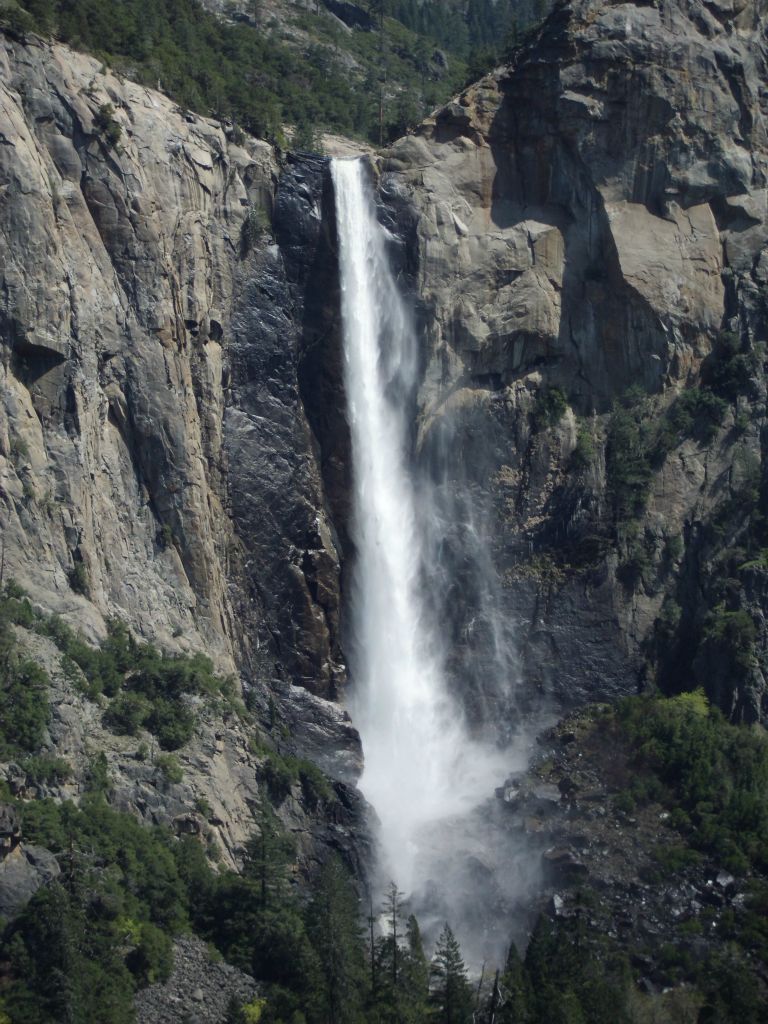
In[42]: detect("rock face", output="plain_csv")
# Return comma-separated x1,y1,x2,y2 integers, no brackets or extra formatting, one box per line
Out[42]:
0,26,366,902
357,0,768,722
3,0,768,974
0,32,346,707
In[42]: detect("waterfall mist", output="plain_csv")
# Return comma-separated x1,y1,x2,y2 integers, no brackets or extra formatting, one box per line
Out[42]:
332,158,536,966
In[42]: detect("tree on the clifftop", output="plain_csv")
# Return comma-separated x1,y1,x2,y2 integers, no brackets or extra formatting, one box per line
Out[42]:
429,923,474,1024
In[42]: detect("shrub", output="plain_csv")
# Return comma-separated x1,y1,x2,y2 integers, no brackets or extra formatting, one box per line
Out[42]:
532,385,568,430
570,424,595,471
156,753,183,784
704,331,761,401
657,387,728,452
20,755,71,786
93,102,122,148
105,691,151,735
701,606,757,672
68,560,90,597
606,404,652,523
0,615,50,757
615,693,768,873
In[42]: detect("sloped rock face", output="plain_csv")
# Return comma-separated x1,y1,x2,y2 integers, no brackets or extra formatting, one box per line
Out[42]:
0,29,366,897
373,0,768,720
0,33,345,702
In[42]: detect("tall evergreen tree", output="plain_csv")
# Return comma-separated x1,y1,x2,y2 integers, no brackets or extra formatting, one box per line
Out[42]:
495,944,532,1023
369,881,406,1021
429,924,473,1024
399,914,430,1023
305,857,368,1024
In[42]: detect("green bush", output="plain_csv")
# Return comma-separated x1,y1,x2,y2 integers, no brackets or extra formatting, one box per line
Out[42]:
156,753,183,784
606,403,653,523
0,1,36,36
0,610,50,757
67,560,90,597
570,424,595,471
93,102,122,147
533,385,568,430
19,755,71,786
701,606,757,673
704,331,761,401
614,693,768,873
104,690,151,735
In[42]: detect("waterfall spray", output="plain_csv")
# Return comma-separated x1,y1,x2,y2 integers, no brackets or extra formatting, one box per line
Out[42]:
331,158,511,907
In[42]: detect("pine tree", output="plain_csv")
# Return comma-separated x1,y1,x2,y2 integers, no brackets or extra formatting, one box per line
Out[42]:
429,924,473,1024
495,944,532,1023
243,801,294,911
400,914,429,1023
369,881,406,1021
305,857,368,1024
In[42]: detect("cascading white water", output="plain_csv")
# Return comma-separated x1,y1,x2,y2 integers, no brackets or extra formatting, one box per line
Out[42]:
332,157,510,898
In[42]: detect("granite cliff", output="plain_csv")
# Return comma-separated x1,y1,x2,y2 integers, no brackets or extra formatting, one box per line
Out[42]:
369,0,768,724
1,0,768,1017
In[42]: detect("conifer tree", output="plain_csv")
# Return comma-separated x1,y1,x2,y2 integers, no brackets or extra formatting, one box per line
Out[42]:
243,801,294,911
495,944,533,1023
305,856,368,1024
400,914,430,1023
369,881,406,1021
429,923,473,1024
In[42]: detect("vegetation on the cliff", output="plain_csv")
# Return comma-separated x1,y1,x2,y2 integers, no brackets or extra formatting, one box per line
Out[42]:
502,694,768,1024
612,692,768,875
0,0,552,146
0,607,50,760
0,585,236,751
3,611,768,1022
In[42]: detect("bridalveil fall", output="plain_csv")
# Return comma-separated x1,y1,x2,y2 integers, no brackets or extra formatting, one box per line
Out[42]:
332,157,530,959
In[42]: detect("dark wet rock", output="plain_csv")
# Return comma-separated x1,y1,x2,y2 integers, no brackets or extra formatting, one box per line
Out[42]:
542,846,589,883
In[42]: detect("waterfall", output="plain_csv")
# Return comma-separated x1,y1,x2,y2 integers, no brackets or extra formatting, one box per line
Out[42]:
331,157,512,910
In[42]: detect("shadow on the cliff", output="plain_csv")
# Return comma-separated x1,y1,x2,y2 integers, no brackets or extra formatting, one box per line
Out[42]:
486,73,670,413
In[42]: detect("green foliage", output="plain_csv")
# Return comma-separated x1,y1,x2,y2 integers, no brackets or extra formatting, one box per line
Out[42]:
499,905,768,1024
18,754,71,786
304,858,368,1024
241,204,270,257
701,605,757,673
607,370,743,529
93,101,122,147
25,612,229,750
617,528,655,589
704,331,762,402
0,606,50,758
259,750,336,808
429,923,473,1024
1,798,197,1019
156,752,183,784
67,560,90,596
614,694,768,873
606,400,653,524
0,2,34,37
85,751,111,796
389,0,548,63
653,386,728,457
570,424,595,471
532,385,567,430
5,0,471,145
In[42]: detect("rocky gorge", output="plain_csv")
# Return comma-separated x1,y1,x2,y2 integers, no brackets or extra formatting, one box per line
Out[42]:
1,0,768,1020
